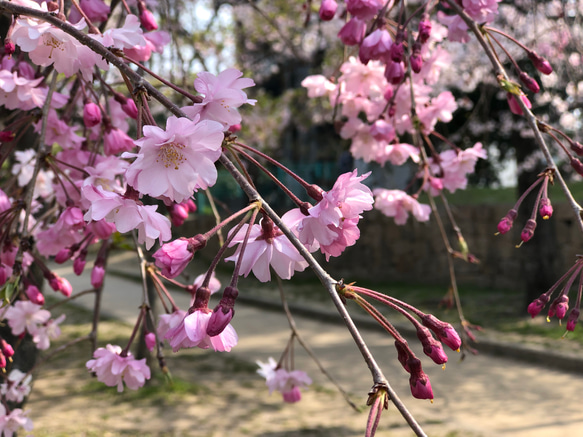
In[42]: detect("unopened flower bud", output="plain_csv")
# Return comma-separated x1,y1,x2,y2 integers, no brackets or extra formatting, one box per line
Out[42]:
282,386,302,403
338,17,366,46
83,102,102,128
528,50,553,75
169,202,189,227
520,219,537,243
551,294,569,320
571,157,583,176
383,86,393,102
140,9,158,31
390,41,404,63
394,339,412,372
417,326,448,365
566,308,580,331
539,197,553,220
410,42,423,74
497,209,517,234
421,314,461,351
122,97,138,119
0,130,14,142
0,351,6,369
0,339,14,358
384,61,404,85
54,248,71,264
507,92,531,116
48,275,72,297
207,306,234,337
319,0,337,21
527,293,550,317
519,72,540,93
91,264,105,289
145,332,156,351
228,123,242,133
25,284,44,305
568,140,583,156
73,254,87,275
4,38,15,56
407,357,433,400
418,18,432,44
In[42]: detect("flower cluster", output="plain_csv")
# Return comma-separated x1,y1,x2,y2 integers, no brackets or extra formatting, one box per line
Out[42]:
256,357,312,403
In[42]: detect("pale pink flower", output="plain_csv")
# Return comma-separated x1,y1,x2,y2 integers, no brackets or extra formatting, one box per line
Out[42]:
124,31,171,62
297,170,373,259
182,69,256,127
373,189,431,225
86,344,151,392
153,238,194,278
96,14,146,50
124,115,224,202
338,17,366,46
4,301,50,337
225,212,308,282
164,309,238,353
430,142,487,193
104,126,135,156
301,75,336,98
462,0,501,23
33,314,65,350
346,0,383,20
68,0,110,23
0,404,34,436
436,11,470,43
157,309,187,339
377,143,420,166
256,358,312,403
0,369,32,403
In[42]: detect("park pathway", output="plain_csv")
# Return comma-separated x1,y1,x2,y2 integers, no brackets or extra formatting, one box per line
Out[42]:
50,252,583,437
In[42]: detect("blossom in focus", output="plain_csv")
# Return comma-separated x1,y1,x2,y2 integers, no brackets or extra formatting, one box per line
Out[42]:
124,116,224,203
225,212,308,282
163,309,238,353
256,357,312,403
373,189,431,225
153,238,194,278
182,69,256,128
86,344,151,392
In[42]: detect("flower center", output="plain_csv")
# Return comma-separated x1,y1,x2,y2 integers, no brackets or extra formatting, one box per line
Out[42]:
43,34,64,59
157,142,186,170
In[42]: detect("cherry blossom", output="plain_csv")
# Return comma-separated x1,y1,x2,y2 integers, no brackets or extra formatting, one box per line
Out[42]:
153,238,194,278
225,213,308,282
124,115,224,202
0,404,34,437
373,189,431,225
256,357,312,403
86,344,151,392
182,69,256,128
4,301,50,338
33,314,66,350
0,369,32,403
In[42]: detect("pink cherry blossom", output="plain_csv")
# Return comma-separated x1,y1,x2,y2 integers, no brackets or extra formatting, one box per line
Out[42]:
256,357,312,403
4,301,50,337
373,189,431,225
68,0,110,23
182,69,256,128
86,344,151,392
225,212,308,282
359,28,393,64
437,11,470,43
462,0,501,24
32,314,66,350
157,309,187,339
346,0,383,20
124,115,224,202
153,238,194,278
0,404,34,436
0,369,32,403
163,309,238,353
301,75,337,99
338,17,366,46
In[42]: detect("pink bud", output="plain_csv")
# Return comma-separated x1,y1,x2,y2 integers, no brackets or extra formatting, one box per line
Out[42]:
410,42,423,73
407,358,433,400
570,140,583,156
566,308,580,332
207,307,234,337
145,332,156,351
383,86,393,102
417,326,448,365
370,119,395,142
122,98,138,119
0,351,6,369
25,284,45,305
228,124,242,133
0,130,14,142
282,386,302,403
0,340,14,358
4,39,15,56
140,9,158,31
169,202,189,227
394,339,412,372
384,61,404,85
528,50,553,75
73,256,86,275
507,92,531,116
318,0,337,21
54,248,71,264
421,314,461,351
83,102,102,128
527,293,550,318
389,42,404,63
346,0,382,20
520,219,537,243
519,72,540,94
91,265,105,289
539,198,553,220
49,275,72,297
571,158,583,177
418,18,432,44
497,209,517,234
89,220,116,239
338,17,366,46
552,295,569,320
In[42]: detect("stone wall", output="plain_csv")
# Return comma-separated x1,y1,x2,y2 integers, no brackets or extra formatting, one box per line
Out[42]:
181,202,583,291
